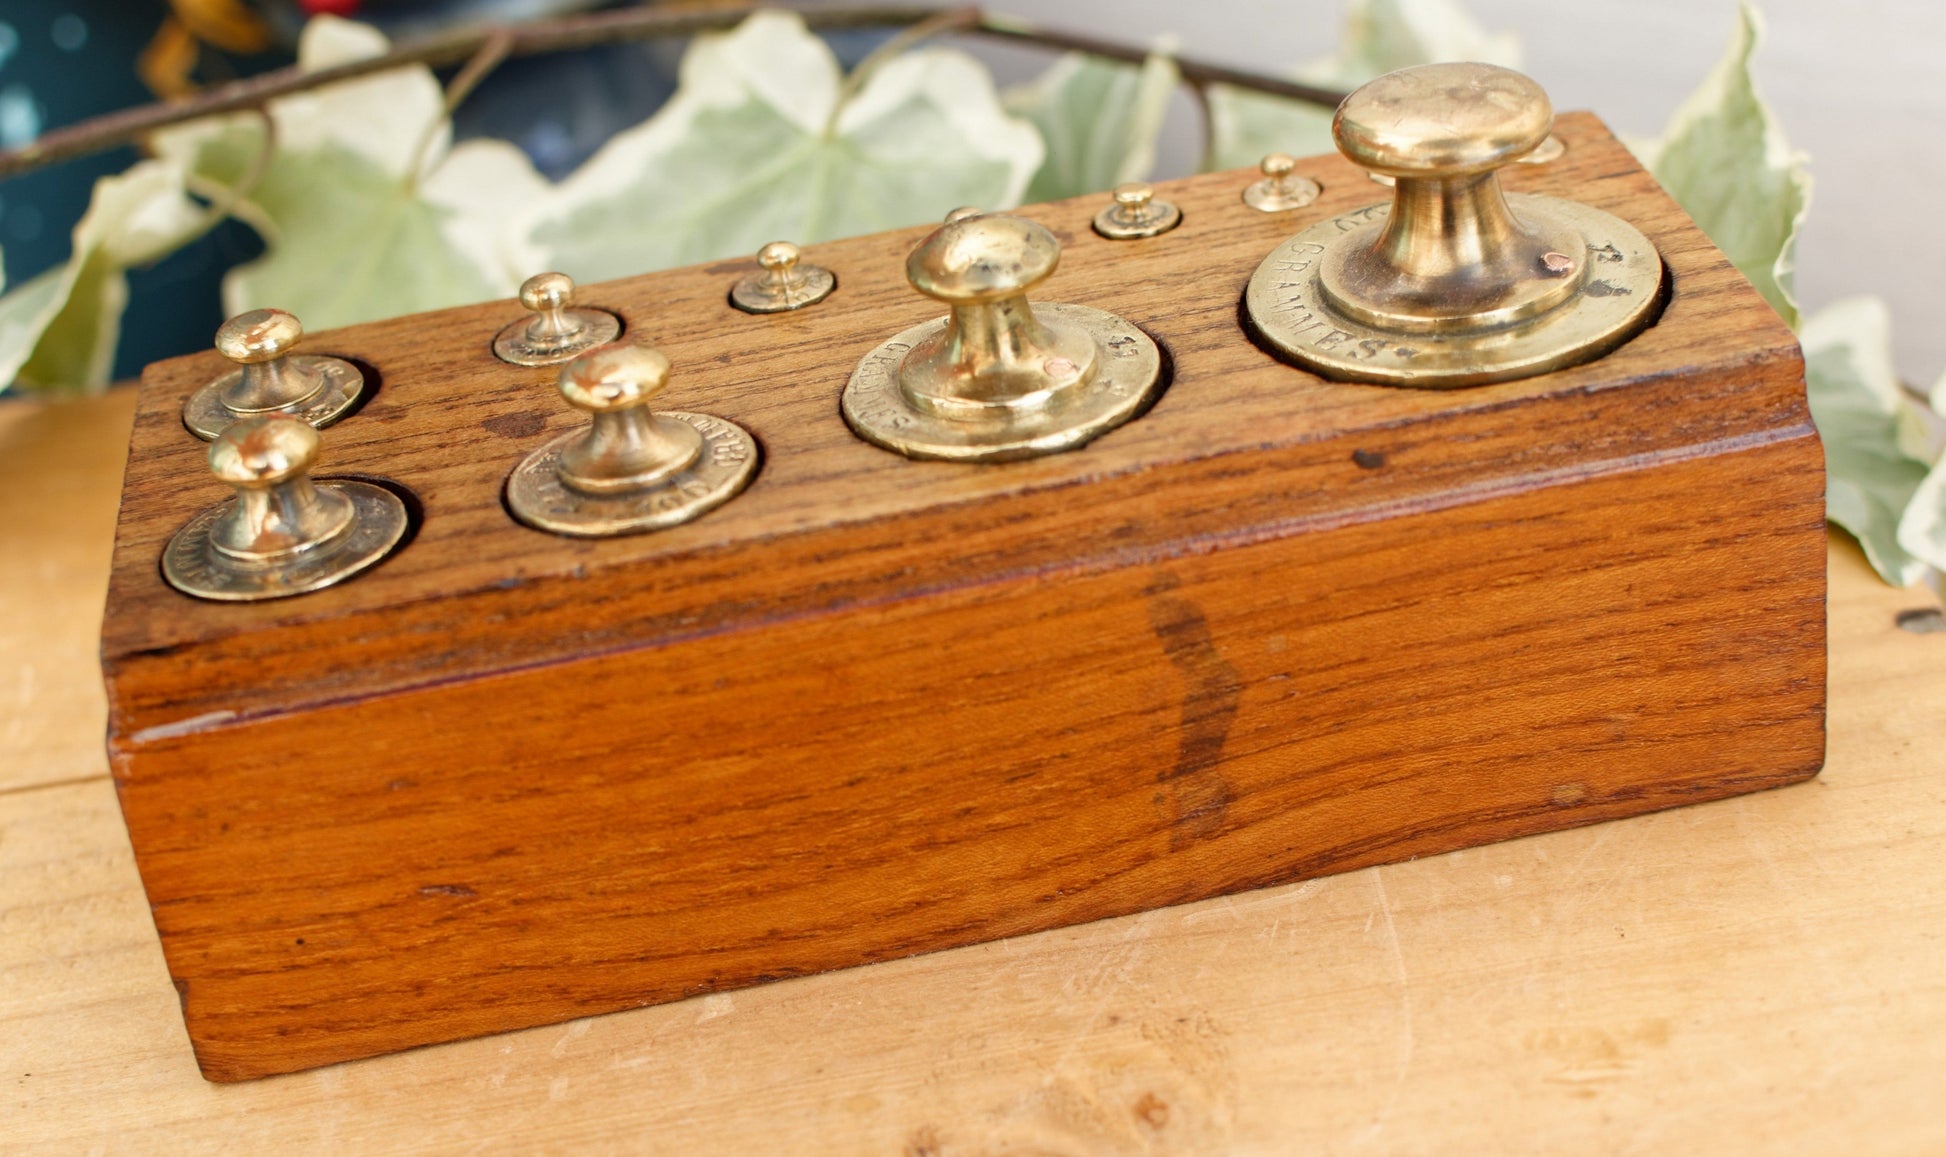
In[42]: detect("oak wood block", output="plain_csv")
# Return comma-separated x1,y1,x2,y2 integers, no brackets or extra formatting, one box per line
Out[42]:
100,113,1826,1081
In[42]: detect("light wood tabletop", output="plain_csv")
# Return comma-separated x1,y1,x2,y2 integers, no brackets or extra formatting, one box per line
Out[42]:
4,387,1943,1154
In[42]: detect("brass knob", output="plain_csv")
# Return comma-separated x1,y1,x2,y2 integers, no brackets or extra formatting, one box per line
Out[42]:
1242,152,1321,213
506,344,758,537
162,414,409,601
493,271,622,366
181,308,365,440
555,345,701,496
730,240,836,314
1242,62,1664,387
1324,64,1581,333
842,211,1165,462
1093,181,1181,240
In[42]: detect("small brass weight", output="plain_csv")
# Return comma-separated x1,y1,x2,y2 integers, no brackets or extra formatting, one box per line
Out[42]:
1245,63,1663,386
493,272,623,367
181,308,365,440
844,210,1165,462
163,415,408,601
506,344,759,537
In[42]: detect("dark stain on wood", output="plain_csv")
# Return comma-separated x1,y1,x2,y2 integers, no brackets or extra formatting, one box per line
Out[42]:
1146,573,1240,847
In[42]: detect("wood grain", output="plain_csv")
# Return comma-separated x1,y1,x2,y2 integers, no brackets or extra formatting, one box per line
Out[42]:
9,507,1942,1150
97,114,1828,1080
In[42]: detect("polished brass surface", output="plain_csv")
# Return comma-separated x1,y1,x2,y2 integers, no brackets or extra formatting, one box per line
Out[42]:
730,241,836,313
507,344,758,537
1520,133,1567,166
1092,182,1182,240
163,415,408,600
1246,63,1663,387
493,272,623,367
181,309,364,440
1242,153,1322,212
844,211,1164,462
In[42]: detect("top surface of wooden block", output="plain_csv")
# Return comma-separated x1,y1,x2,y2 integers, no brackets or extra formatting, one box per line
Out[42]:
102,113,1806,734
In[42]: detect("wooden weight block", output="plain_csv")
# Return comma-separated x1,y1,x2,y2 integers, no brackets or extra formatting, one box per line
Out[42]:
100,111,1825,1081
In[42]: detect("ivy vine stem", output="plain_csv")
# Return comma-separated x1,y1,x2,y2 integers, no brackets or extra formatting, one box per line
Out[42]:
0,2,1346,182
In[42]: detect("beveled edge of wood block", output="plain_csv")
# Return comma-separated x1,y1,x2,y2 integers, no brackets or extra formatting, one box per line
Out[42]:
101,113,1813,736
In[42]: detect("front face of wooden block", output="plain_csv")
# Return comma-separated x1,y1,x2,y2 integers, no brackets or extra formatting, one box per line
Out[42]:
115,436,1824,1081
101,113,1826,1080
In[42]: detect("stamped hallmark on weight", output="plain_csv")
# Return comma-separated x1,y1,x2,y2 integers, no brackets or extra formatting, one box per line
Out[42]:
1246,194,1663,387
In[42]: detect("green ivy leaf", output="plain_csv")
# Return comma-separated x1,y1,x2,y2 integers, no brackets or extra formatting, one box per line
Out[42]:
1802,297,1935,587
153,15,547,330
1205,0,1520,171
1004,49,1178,202
1634,1,1810,328
0,160,205,393
518,10,1043,283
1896,369,1946,576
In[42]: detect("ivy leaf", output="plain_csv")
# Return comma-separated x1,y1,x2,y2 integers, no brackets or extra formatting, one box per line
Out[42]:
1634,1,1810,327
518,10,1043,283
153,15,547,330
1205,0,1520,171
1802,297,1935,587
1004,49,1179,202
0,160,206,393
1896,369,1946,576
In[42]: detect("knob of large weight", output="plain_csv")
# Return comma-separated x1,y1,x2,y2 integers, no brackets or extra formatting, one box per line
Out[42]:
1321,63,1586,334
553,344,704,496
896,211,1099,421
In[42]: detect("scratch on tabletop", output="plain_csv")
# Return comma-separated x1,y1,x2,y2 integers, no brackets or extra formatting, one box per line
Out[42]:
1044,909,1165,1077
551,1018,592,1057
1178,879,1327,929
695,993,737,1023
1355,866,1416,1148
1549,822,1625,929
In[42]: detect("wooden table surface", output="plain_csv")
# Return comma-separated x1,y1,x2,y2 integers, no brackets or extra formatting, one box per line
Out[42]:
4,388,1943,1154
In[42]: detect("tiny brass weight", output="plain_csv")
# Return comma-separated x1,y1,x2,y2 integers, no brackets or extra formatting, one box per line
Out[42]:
1246,63,1663,386
163,414,409,601
493,272,623,367
1242,153,1322,212
1092,181,1182,240
844,210,1165,462
181,308,365,440
506,344,759,537
730,241,836,313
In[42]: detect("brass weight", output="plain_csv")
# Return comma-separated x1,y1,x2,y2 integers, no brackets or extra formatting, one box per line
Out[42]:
162,414,408,600
844,210,1165,462
1245,63,1663,387
492,272,624,367
181,308,365,440
505,343,759,537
